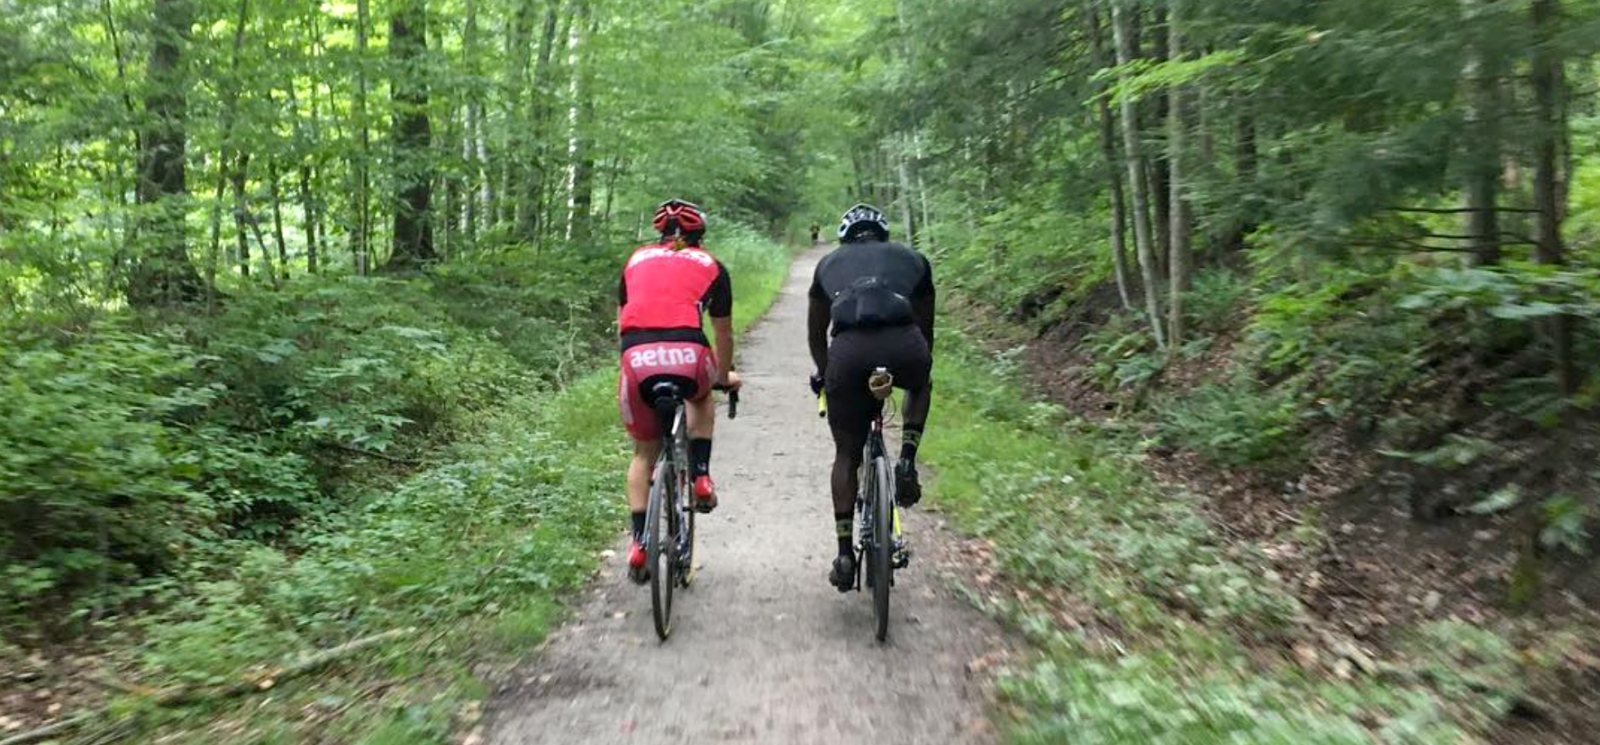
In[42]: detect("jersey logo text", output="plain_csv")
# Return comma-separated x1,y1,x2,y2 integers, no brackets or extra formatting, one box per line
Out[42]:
627,247,716,269
629,346,699,368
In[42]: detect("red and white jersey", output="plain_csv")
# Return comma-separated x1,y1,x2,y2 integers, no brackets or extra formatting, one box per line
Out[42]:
617,244,731,333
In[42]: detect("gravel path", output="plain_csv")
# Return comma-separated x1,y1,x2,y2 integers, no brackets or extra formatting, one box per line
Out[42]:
483,247,1009,745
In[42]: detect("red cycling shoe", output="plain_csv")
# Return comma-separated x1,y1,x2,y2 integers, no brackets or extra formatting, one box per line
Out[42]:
692,475,718,513
627,539,649,583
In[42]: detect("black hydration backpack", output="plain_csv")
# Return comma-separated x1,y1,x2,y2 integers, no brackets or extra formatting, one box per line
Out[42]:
829,275,914,332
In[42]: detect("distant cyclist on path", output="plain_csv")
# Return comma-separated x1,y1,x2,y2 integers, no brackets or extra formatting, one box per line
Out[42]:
616,199,741,582
806,204,935,591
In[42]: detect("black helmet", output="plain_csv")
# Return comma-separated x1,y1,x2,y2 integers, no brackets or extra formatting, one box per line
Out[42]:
838,203,890,243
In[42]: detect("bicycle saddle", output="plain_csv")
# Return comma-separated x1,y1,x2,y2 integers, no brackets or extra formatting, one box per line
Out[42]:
650,380,684,401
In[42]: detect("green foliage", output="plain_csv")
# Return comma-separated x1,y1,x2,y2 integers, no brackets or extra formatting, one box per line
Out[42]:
1184,268,1252,335
931,167,1114,324
1101,48,1248,106
1399,263,1600,327
1159,376,1309,470
68,230,793,742
925,327,1523,745
1002,646,1468,745
0,328,213,619
927,327,1301,632
0,250,614,628
1083,314,1164,392
1399,620,1526,722
1539,495,1591,555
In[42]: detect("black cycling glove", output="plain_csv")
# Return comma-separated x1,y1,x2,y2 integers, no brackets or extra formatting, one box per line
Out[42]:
809,373,825,396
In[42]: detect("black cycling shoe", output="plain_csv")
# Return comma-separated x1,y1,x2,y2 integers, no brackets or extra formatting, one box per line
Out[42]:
829,553,856,593
895,459,922,507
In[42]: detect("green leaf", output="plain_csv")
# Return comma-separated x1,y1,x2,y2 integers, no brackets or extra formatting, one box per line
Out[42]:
1468,485,1523,515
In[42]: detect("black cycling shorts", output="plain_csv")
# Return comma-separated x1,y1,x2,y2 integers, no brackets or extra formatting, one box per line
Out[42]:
824,324,931,440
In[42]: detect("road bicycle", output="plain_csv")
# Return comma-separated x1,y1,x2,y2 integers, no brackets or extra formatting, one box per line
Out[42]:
644,380,737,641
819,367,910,642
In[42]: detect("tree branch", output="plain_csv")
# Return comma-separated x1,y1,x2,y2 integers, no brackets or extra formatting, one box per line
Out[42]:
329,442,422,465
1383,206,1542,215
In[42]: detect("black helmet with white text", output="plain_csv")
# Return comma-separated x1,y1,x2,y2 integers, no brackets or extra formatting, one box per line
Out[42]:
837,203,890,243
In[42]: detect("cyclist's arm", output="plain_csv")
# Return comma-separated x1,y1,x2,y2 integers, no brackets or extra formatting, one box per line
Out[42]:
706,262,735,384
711,316,735,383
807,274,831,375
616,273,627,339
912,256,936,350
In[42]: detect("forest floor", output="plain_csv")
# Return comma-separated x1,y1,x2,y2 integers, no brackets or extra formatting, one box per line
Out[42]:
479,246,1014,745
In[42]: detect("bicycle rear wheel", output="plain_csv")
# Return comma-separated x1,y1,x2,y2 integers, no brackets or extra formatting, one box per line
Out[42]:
872,455,894,642
647,460,677,640
678,468,697,588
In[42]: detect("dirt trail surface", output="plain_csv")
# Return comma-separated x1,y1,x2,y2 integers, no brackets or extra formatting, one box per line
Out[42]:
483,247,1008,745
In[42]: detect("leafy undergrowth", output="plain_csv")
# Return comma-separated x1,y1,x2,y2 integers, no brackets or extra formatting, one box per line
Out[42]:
922,326,1545,745
0,235,791,744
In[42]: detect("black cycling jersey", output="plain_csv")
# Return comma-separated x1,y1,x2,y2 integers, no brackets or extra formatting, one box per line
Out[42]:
808,240,933,334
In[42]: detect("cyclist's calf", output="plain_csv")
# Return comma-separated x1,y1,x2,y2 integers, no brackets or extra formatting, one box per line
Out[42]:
831,429,867,516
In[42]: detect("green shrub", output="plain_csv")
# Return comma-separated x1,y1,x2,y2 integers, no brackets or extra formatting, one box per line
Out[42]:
928,326,1504,745
1159,376,1309,470
1184,267,1252,335
1002,644,1471,745
0,328,213,620
932,184,1111,322
1083,313,1164,393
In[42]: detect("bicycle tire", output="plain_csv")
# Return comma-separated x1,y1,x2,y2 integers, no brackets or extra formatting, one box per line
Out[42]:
647,459,676,640
872,454,894,642
678,466,697,588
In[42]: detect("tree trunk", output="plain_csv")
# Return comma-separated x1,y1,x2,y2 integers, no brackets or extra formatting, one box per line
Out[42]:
501,1,532,234
1088,1,1134,311
1530,0,1575,393
896,144,917,246
1167,0,1190,351
285,75,316,275
515,0,563,244
129,0,203,306
1462,0,1504,265
354,0,373,273
567,0,596,247
461,0,483,246
543,5,576,241
206,159,226,301
1222,106,1258,251
299,162,318,273
1113,0,1166,347
387,0,436,269
1149,4,1170,280
232,151,250,277
602,154,624,229
269,159,288,279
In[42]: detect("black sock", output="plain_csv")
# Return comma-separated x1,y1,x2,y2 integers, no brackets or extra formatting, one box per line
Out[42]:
630,511,646,542
835,512,854,556
689,438,712,478
900,425,923,464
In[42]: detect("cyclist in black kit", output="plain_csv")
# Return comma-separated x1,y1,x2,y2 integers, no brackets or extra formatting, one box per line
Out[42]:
807,204,935,592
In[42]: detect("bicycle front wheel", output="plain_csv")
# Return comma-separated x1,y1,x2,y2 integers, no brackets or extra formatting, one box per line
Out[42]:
872,455,894,642
647,462,676,640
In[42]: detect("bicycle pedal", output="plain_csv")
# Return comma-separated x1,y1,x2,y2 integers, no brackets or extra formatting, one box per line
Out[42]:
893,550,912,570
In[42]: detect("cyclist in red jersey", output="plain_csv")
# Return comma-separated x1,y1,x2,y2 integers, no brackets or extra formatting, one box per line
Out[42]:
617,199,741,582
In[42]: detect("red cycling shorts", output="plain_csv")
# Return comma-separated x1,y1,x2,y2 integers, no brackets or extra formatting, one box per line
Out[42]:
618,341,716,442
